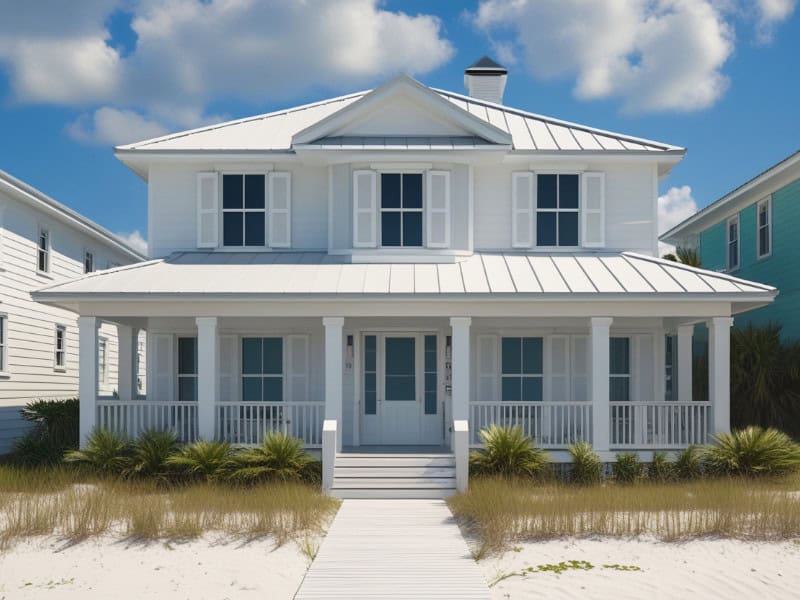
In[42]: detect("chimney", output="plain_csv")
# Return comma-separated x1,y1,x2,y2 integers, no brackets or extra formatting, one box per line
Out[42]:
464,56,508,104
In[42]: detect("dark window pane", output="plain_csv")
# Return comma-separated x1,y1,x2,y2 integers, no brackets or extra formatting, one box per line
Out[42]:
558,212,579,246
262,338,283,375
424,337,437,371
244,212,265,246
403,174,423,208
610,377,630,402
559,174,579,209
242,377,261,402
178,337,197,375
425,391,437,415
365,335,376,371
242,338,262,375
382,212,401,246
386,376,415,401
403,212,423,246
610,338,630,374
381,173,401,208
223,212,243,246
263,377,283,402
424,335,436,353
502,337,521,374
502,377,521,402
364,390,377,415
386,338,415,375
537,212,557,246
522,337,543,374
244,175,265,209
760,228,769,255
223,175,243,209
522,377,543,402
178,377,197,402
537,174,557,209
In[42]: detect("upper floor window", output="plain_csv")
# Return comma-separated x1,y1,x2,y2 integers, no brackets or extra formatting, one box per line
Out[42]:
177,337,198,401
54,325,66,370
380,173,423,247
0,314,7,373
84,251,94,274
537,174,579,247
37,227,50,273
222,174,265,247
501,337,543,402
757,197,771,259
727,215,739,271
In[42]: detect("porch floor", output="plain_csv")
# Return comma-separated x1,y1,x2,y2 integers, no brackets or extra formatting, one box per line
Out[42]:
294,499,489,599
341,445,452,454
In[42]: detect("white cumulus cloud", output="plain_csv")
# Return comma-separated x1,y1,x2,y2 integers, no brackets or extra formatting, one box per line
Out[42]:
67,107,169,146
115,230,148,256
658,185,699,255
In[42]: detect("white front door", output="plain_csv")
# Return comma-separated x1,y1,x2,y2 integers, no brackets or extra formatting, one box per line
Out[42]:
361,333,442,445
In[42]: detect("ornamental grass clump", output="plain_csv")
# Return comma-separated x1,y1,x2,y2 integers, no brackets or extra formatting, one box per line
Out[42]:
165,440,237,482
128,429,180,480
675,445,704,480
647,452,676,483
568,441,602,485
469,425,550,479
702,426,800,478
63,429,132,476
230,432,320,484
613,453,644,484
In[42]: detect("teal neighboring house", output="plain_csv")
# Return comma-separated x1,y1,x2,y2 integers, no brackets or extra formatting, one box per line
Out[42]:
662,150,800,341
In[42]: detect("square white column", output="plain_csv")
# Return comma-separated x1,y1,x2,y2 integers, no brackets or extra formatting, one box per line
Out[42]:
116,325,138,403
709,316,733,435
78,316,99,447
677,324,694,403
323,317,344,452
449,317,471,422
591,317,613,453
196,317,218,440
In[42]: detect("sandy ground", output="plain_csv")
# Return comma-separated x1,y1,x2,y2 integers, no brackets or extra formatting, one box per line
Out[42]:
480,537,800,600
0,535,314,600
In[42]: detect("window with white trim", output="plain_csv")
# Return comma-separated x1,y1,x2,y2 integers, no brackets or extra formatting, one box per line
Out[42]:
241,337,283,402
727,215,740,271
0,315,7,373
222,174,266,247
37,227,50,273
54,325,66,370
84,250,94,274
757,197,771,258
609,337,630,402
98,337,108,384
501,337,543,401
177,337,198,401
380,173,423,247
536,174,580,247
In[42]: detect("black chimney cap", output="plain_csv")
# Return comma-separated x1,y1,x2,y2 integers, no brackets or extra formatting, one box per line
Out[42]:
465,56,507,75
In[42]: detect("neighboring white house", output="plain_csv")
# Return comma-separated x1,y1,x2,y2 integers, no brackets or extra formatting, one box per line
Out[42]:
33,59,776,497
0,170,146,453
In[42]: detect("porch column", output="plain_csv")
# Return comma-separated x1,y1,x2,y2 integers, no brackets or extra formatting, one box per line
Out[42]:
196,317,218,440
590,317,613,454
677,324,694,403
323,317,344,452
708,316,733,435
78,316,99,447
450,317,471,493
116,325,138,403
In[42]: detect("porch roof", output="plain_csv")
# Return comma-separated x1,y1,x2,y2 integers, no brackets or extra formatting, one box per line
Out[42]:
33,252,776,310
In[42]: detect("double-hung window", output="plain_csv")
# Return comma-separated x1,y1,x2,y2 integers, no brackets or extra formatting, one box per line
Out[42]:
757,198,771,258
37,227,50,273
241,337,283,402
54,325,66,370
609,337,630,402
98,338,108,384
537,174,579,247
380,173,423,247
84,251,94,274
177,337,198,401
222,174,266,247
0,315,7,373
727,215,740,271
501,337,543,401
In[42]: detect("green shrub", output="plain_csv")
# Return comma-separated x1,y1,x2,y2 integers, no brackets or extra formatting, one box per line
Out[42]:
10,398,80,466
647,452,676,483
469,425,550,479
568,441,602,485
166,440,237,482
613,453,643,484
10,432,66,467
230,432,320,484
64,429,132,475
702,426,800,477
128,429,180,479
675,446,704,480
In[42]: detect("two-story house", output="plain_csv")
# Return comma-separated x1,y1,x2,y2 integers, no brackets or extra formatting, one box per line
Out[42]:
662,150,799,341
34,60,776,497
0,170,145,453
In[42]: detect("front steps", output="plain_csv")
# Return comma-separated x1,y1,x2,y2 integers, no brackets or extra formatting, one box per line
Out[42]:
330,453,457,499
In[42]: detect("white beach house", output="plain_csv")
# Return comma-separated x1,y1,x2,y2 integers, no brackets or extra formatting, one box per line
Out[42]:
33,59,776,497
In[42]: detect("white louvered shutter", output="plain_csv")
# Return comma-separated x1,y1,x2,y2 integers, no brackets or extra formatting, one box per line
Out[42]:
269,172,291,248
548,335,570,402
581,172,605,248
287,335,309,403
353,170,377,248
219,335,238,403
477,335,499,402
150,334,174,401
512,172,535,248
571,335,589,402
426,170,451,248
196,172,219,248
634,334,655,403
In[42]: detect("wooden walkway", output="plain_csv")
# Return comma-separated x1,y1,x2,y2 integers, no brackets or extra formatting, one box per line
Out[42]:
294,500,490,599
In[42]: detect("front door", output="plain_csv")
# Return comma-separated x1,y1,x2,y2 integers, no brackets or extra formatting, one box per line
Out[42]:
361,333,442,445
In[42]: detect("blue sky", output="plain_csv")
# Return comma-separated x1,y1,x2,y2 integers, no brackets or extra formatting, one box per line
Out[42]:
0,0,797,253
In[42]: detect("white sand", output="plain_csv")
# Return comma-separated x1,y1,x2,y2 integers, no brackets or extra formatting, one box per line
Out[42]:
480,537,800,600
0,535,314,599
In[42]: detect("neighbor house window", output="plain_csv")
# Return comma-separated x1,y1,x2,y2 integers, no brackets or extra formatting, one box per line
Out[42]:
610,337,630,402
0,315,7,373
222,174,266,247
757,197,771,258
84,251,94,273
177,337,198,401
54,325,66,370
727,215,739,271
501,337,543,401
241,337,283,402
537,174,579,247
98,338,108,384
380,173,423,247
37,227,50,273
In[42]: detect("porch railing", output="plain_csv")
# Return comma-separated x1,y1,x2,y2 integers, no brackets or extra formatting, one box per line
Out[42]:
215,402,326,447
96,398,198,442
610,401,711,449
469,401,593,448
